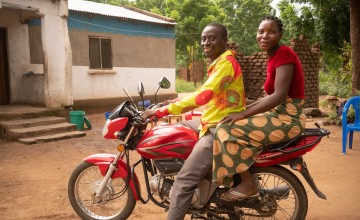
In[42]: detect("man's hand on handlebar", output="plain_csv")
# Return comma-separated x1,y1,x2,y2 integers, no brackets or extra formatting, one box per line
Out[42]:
141,109,157,121
163,99,174,105
142,98,176,121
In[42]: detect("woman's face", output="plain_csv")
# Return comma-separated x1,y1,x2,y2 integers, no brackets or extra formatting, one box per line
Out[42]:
256,19,282,51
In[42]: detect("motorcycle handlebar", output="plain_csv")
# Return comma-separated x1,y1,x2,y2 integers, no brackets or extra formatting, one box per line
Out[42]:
147,102,166,109
137,101,165,126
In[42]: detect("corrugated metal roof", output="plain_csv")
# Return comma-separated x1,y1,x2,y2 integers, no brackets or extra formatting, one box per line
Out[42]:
68,0,176,25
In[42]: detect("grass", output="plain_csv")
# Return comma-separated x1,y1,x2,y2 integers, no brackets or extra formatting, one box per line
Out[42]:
175,78,200,93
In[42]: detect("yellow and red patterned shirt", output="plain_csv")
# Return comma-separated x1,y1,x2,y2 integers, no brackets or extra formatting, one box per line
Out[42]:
156,50,246,137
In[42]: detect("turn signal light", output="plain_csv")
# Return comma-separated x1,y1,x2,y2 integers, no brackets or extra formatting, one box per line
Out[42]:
117,144,125,152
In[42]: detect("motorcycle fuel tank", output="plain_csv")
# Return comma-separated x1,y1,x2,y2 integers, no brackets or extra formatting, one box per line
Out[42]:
136,124,198,159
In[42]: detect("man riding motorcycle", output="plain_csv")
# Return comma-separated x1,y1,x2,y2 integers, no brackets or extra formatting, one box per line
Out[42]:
142,22,246,220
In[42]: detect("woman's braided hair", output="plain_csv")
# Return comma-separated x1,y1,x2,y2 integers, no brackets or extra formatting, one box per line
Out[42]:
261,16,284,33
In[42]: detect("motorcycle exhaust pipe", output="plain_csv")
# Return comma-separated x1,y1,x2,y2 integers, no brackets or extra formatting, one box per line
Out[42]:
262,185,290,199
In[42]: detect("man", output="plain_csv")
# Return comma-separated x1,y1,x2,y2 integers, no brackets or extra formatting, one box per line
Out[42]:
142,23,245,219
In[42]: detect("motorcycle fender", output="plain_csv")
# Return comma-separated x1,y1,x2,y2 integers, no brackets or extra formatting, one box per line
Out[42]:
83,153,140,200
290,158,327,200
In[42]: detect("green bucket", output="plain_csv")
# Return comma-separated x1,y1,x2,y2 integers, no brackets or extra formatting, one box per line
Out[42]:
69,110,85,130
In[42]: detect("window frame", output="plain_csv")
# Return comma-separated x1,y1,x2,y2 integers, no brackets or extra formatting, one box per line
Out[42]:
88,36,113,70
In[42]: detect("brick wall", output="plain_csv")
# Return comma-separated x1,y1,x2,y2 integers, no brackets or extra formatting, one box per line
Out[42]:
227,36,321,108
178,61,205,83
178,35,320,108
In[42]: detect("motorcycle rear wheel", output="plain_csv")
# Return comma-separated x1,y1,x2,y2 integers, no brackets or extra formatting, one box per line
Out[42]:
235,165,308,220
68,162,136,220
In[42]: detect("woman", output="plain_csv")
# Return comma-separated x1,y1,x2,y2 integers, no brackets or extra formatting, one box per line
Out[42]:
212,16,306,201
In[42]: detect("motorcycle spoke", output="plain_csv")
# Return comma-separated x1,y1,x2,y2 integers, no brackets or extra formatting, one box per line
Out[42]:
275,205,293,219
74,165,129,218
236,170,301,220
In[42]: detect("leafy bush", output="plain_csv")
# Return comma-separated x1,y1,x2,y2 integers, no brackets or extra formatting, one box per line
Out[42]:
175,78,200,93
319,42,352,98
319,70,352,97
319,99,342,124
344,106,356,124
319,98,355,125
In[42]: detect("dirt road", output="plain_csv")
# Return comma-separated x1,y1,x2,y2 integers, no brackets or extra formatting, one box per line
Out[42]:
0,113,359,220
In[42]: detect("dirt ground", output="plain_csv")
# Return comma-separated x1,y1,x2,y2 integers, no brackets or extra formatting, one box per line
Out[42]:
0,112,360,220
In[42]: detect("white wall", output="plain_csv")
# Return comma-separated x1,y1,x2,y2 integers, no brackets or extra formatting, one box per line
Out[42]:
0,0,72,107
0,7,45,104
72,66,176,100
1,0,176,108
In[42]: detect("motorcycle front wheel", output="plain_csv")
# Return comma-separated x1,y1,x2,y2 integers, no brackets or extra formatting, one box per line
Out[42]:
235,165,308,220
68,162,136,220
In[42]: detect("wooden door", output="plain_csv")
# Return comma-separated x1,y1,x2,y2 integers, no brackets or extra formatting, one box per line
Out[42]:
0,28,10,105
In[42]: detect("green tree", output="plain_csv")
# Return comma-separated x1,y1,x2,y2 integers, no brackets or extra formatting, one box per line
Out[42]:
128,0,164,13
283,0,360,95
277,0,316,44
217,0,273,55
282,0,349,54
87,0,130,6
349,0,360,95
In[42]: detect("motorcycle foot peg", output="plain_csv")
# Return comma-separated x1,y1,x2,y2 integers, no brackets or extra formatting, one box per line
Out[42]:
190,213,207,220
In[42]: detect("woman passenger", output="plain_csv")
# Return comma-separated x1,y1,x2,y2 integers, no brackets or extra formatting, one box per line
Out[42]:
213,16,306,201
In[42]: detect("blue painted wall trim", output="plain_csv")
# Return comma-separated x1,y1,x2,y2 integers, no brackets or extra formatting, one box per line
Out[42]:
28,18,41,26
27,12,175,39
68,11,175,39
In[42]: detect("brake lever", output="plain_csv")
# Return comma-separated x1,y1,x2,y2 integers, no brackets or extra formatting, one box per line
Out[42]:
151,116,158,123
147,102,166,110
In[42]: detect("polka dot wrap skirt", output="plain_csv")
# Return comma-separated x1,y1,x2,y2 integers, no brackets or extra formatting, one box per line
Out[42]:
212,98,306,187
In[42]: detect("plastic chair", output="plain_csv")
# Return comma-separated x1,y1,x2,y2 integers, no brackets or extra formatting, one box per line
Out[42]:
342,96,360,154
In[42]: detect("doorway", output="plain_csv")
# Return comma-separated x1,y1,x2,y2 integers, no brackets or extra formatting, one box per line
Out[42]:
0,28,10,105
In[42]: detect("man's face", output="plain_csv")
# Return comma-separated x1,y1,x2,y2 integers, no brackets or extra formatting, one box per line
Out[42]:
201,26,227,61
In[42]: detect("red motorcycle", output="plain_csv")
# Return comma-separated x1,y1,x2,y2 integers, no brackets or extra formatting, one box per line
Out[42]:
68,77,329,220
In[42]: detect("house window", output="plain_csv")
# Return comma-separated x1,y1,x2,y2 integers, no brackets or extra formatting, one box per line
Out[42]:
89,37,112,69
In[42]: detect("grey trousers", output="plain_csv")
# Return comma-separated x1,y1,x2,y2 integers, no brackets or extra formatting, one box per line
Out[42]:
167,120,215,220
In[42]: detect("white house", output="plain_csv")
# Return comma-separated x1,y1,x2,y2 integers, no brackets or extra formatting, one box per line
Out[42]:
0,0,177,111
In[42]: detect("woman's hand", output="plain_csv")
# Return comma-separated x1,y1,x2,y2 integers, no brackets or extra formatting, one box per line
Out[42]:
141,109,157,121
219,112,247,125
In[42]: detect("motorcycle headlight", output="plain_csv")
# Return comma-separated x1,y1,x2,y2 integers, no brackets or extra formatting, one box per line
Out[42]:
102,117,129,139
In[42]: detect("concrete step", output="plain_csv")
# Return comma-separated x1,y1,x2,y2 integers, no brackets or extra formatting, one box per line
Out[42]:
19,131,86,144
0,117,67,139
0,105,65,121
0,105,86,144
7,122,77,141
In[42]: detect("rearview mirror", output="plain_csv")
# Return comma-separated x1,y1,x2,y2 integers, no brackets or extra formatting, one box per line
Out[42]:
158,77,171,89
137,82,145,98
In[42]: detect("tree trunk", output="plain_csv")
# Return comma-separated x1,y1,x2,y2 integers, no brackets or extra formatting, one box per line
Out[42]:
350,0,360,95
